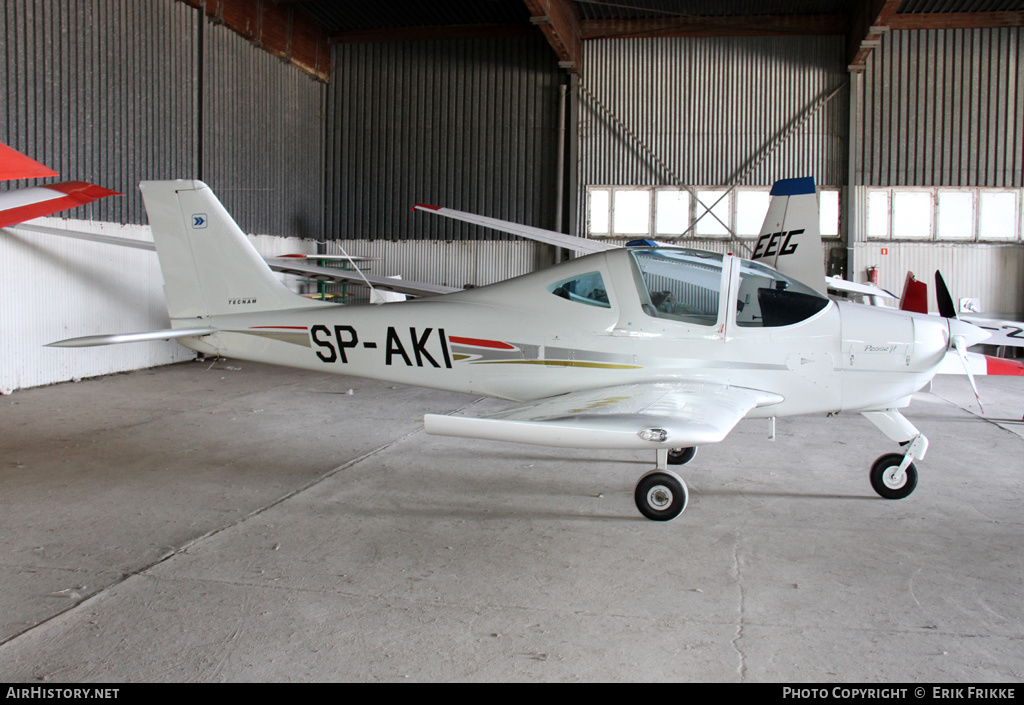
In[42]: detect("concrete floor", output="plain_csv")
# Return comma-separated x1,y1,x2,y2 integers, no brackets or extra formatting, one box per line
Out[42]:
1,359,1022,683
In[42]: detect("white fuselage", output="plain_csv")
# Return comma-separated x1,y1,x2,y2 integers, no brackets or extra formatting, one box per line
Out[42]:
172,248,962,420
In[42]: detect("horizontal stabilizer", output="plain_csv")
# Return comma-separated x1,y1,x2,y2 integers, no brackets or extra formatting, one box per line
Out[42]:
413,204,614,255
47,327,218,348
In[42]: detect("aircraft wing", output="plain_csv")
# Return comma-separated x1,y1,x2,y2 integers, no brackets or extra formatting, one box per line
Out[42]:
263,258,459,297
0,182,120,229
826,276,897,300
424,381,783,450
413,204,616,255
961,315,1024,349
6,222,157,250
1,142,59,180
4,223,455,298
936,350,1024,376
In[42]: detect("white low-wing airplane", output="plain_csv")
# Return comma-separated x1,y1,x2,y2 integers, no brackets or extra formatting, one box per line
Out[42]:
50,179,990,520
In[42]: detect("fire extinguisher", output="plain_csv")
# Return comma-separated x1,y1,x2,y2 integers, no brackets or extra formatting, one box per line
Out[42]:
867,266,879,285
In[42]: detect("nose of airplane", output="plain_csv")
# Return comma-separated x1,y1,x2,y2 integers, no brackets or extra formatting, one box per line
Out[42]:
947,318,990,349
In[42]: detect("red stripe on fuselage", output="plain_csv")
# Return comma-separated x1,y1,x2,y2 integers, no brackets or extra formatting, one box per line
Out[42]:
448,336,514,350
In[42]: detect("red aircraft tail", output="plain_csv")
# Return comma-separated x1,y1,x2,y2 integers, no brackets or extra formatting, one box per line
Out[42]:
899,272,929,314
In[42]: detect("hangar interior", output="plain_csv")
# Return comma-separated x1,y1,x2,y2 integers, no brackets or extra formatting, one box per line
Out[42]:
3,0,1023,393
2,0,1024,683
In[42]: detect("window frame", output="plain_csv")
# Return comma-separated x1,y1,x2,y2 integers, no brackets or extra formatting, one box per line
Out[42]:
865,186,1023,243
587,185,842,241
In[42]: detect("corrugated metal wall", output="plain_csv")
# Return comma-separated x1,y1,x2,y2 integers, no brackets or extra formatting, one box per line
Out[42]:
331,239,548,292
859,27,1023,188
0,219,196,395
1,0,327,393
326,37,565,241
1,0,325,237
202,22,326,239
850,27,1024,317
854,241,1024,316
0,0,199,224
577,36,849,197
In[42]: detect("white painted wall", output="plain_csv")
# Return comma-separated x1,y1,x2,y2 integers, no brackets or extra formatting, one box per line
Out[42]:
0,217,316,395
853,242,1024,318
0,219,549,395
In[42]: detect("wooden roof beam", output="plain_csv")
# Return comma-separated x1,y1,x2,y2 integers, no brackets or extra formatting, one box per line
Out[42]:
847,0,901,72
888,11,1024,30
580,14,848,39
179,0,330,82
522,0,581,72
330,23,539,44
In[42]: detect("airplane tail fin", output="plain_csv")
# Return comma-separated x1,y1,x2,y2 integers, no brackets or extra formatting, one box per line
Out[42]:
899,272,929,314
752,177,826,295
139,180,326,320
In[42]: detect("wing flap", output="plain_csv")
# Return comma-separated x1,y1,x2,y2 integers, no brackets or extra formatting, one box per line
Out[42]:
424,381,782,449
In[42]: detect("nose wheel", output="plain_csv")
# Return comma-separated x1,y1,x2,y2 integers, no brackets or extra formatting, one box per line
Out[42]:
870,453,918,499
635,470,688,521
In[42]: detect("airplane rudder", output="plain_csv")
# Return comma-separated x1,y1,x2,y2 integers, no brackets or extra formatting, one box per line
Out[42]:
141,180,312,319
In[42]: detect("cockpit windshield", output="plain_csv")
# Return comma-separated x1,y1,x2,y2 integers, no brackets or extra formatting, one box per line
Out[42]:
630,249,724,326
629,248,830,328
735,259,829,327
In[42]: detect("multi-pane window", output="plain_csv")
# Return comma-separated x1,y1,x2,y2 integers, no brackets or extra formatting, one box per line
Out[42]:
588,186,841,240
866,188,1022,242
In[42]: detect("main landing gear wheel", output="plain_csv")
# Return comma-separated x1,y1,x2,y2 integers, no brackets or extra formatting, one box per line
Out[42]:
667,447,697,466
870,453,918,500
635,471,688,521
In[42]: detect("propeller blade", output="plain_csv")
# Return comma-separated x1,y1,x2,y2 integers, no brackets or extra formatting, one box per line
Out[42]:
935,271,958,319
952,334,984,414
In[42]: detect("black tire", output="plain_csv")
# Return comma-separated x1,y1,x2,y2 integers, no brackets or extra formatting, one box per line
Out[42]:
635,472,688,521
667,447,697,466
870,453,918,500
